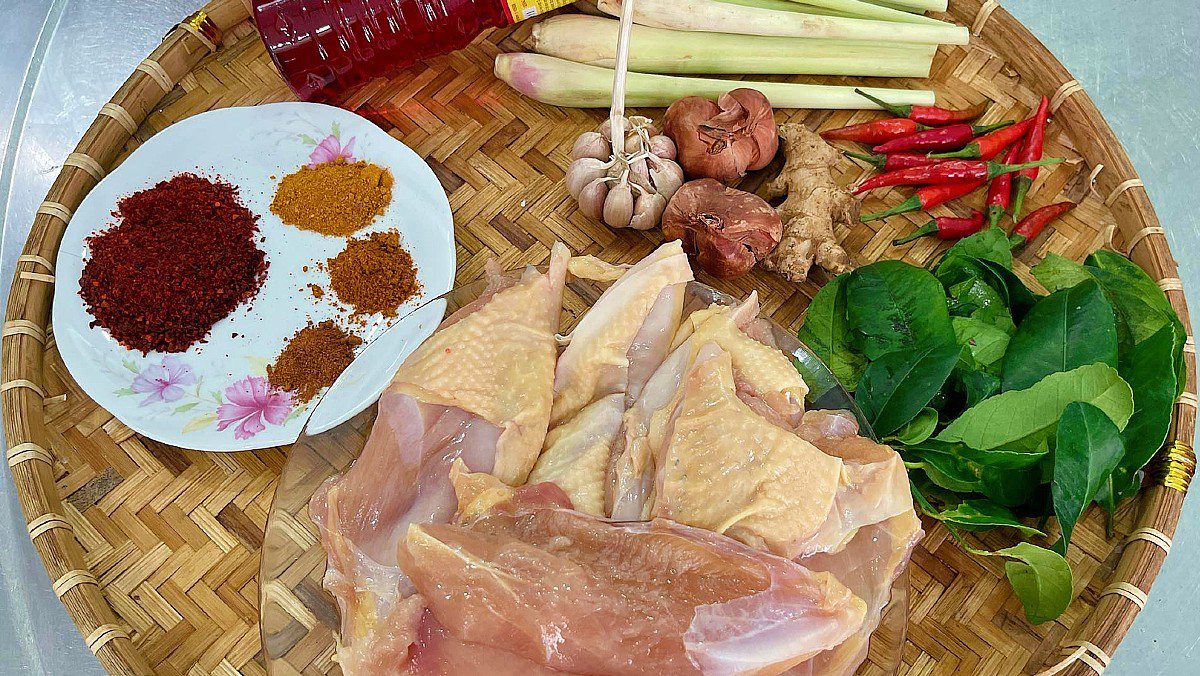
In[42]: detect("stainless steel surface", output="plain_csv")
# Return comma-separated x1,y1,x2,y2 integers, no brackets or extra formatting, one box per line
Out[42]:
0,1,1197,673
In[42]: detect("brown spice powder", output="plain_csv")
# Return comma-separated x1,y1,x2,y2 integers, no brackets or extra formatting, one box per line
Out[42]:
267,320,362,402
327,230,421,317
270,159,393,236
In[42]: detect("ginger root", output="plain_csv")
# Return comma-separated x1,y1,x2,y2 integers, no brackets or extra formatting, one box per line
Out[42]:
761,124,855,282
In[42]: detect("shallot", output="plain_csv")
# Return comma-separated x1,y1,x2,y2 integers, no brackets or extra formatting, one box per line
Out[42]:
662,178,782,279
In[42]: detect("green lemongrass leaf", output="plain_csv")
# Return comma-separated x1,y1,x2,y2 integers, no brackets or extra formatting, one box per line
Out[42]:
936,363,1133,453
1031,253,1093,293
1101,324,1179,509
1001,280,1118,392
932,499,1044,537
856,343,960,436
798,274,867,390
953,316,1011,369
1051,402,1124,555
889,407,939,445
845,260,955,360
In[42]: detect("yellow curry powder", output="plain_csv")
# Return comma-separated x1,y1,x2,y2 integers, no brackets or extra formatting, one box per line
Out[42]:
270,159,394,236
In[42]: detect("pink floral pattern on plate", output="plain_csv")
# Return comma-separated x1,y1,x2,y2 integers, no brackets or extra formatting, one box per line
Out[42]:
131,355,196,406
217,376,296,441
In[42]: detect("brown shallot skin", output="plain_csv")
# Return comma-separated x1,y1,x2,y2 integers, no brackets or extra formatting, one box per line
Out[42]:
662,179,782,279
663,88,779,185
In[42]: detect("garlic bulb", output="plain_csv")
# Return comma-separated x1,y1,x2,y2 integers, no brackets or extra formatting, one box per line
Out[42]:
565,116,683,231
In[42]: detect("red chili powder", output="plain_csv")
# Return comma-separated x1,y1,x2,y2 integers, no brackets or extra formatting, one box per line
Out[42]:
79,173,268,353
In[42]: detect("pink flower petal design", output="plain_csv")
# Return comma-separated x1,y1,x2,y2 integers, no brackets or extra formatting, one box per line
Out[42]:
307,134,356,167
216,376,295,441
131,356,198,407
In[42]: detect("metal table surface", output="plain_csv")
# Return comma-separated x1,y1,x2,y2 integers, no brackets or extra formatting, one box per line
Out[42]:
1,1,1197,674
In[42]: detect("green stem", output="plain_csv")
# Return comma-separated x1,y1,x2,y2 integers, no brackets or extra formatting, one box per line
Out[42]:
929,144,981,160
1010,177,1033,220
860,194,921,221
854,88,911,117
893,220,938,245
987,157,1063,180
845,150,886,169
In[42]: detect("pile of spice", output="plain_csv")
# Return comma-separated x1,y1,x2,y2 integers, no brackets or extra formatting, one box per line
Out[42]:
80,173,267,353
327,230,421,317
270,159,394,236
267,320,362,402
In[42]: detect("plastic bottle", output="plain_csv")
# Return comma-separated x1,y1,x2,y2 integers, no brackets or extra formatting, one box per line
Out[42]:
253,0,573,102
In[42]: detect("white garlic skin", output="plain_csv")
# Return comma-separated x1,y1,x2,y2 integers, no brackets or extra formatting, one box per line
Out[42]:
571,131,611,161
648,155,685,201
577,177,610,219
648,135,677,161
629,192,667,231
566,157,610,199
603,179,635,229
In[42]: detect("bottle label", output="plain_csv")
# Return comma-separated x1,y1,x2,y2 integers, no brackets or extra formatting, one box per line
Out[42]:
503,0,572,22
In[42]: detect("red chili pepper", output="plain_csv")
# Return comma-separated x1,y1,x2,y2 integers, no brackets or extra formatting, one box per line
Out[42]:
1011,95,1051,219
929,118,1037,161
985,143,1023,229
855,89,989,126
852,158,1061,195
1010,202,1075,248
893,210,985,245
872,121,1012,154
821,118,923,144
860,181,986,222
845,151,943,172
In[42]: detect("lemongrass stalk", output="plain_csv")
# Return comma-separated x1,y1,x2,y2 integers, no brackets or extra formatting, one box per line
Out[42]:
533,15,935,78
720,0,857,18
864,0,946,12
495,53,936,109
596,0,968,45
777,0,946,25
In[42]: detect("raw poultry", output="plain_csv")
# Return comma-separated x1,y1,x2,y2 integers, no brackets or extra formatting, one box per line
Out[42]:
313,241,920,675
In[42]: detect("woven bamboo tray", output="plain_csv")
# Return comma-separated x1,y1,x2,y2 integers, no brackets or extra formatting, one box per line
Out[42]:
3,0,1195,673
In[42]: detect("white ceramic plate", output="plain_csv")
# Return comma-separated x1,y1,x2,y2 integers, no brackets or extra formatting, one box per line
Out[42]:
53,102,454,451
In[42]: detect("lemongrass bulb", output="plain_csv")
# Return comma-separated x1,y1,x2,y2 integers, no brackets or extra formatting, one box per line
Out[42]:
577,177,611,219
603,178,635,229
566,157,610,198
571,131,611,161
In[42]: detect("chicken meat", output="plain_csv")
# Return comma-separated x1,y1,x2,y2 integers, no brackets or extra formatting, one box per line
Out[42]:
310,244,569,673
399,468,868,675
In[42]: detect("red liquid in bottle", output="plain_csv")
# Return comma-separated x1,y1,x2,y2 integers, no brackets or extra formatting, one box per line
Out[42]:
253,0,570,102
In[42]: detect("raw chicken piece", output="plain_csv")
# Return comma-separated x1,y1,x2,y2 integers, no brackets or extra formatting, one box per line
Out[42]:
790,511,923,676
791,410,913,557
609,294,812,520
399,471,867,675
311,244,569,674
527,394,623,515
533,241,692,514
652,348,843,558
550,240,692,422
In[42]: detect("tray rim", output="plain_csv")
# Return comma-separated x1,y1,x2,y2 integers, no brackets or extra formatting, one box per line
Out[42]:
1,0,1193,674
